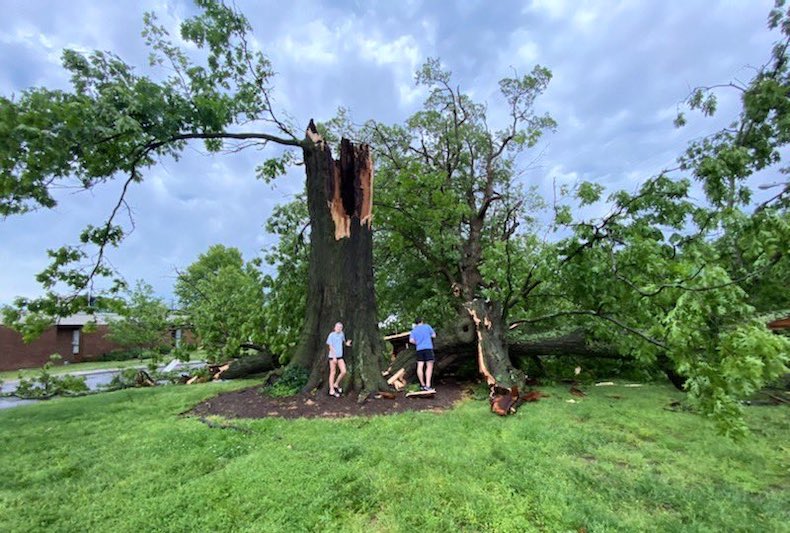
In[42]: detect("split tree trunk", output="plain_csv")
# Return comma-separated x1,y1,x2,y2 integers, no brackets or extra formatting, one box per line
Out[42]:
465,299,525,391
465,299,526,415
290,122,388,399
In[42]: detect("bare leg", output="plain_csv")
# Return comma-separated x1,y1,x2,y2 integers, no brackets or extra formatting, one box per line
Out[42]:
416,361,425,388
335,359,347,391
426,361,434,389
329,359,337,394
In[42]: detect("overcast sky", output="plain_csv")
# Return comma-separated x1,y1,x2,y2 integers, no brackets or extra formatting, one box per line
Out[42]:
0,0,780,305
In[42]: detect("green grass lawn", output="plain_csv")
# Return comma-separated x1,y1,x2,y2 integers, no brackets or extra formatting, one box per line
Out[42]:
0,358,158,381
0,381,787,532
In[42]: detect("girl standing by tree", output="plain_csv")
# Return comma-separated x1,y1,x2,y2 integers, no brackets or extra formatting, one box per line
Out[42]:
326,322,351,397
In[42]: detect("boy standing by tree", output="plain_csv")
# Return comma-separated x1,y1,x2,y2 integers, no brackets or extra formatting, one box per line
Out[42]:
409,318,437,392
327,322,351,397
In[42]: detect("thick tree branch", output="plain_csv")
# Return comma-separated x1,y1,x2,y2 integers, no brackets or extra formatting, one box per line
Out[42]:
509,309,668,350
147,131,304,151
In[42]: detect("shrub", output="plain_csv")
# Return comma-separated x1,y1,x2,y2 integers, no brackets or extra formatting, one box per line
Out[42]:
13,354,88,399
261,366,309,397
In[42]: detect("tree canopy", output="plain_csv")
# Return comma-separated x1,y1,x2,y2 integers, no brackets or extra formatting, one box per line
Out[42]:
106,280,170,357
175,244,266,361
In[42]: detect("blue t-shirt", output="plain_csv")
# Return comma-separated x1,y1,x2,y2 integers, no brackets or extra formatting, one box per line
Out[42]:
326,331,346,358
410,324,435,351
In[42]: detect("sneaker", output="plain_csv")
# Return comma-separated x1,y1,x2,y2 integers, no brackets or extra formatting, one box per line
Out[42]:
336,387,343,395
425,387,435,393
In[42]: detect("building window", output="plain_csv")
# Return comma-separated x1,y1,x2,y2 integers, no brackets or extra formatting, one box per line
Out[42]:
72,329,80,355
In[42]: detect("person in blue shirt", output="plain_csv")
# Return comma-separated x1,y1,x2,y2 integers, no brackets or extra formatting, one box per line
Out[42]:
409,317,437,392
326,322,352,397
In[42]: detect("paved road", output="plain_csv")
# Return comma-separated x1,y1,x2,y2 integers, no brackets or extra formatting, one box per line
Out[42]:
0,360,206,410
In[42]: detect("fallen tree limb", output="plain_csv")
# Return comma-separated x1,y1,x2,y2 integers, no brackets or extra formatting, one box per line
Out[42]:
509,329,618,359
385,327,620,382
218,351,277,379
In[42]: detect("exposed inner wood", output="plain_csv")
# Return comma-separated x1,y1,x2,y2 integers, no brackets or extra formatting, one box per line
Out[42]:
329,163,351,239
357,145,374,228
468,306,496,386
327,139,375,240
386,367,406,385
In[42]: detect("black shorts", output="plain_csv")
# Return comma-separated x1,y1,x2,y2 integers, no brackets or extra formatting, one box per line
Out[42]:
416,349,435,362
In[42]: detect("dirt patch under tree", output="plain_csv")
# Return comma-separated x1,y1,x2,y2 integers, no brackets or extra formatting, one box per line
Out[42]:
189,377,469,419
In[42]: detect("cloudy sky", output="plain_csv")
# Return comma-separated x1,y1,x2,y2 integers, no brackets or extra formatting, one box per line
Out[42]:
0,0,780,305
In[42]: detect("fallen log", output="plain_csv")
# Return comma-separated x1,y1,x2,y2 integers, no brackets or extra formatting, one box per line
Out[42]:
385,367,405,385
218,351,277,379
211,364,230,380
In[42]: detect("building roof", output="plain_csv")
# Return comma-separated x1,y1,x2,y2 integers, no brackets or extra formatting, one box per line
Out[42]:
55,312,120,326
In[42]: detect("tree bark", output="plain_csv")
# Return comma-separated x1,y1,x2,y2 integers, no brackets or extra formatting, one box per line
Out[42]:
220,351,276,379
509,329,619,359
289,122,388,399
657,354,687,391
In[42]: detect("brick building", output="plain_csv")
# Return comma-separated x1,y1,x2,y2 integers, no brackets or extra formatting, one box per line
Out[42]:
0,313,123,372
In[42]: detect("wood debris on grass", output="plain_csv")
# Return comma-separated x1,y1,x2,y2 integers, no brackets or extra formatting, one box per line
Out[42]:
570,385,587,397
405,390,436,399
521,390,547,402
386,368,407,391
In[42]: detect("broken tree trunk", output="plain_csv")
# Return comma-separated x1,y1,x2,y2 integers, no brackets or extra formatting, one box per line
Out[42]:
465,299,526,415
289,122,388,399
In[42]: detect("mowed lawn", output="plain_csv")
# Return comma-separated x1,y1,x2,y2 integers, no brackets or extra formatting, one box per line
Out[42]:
0,381,787,532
